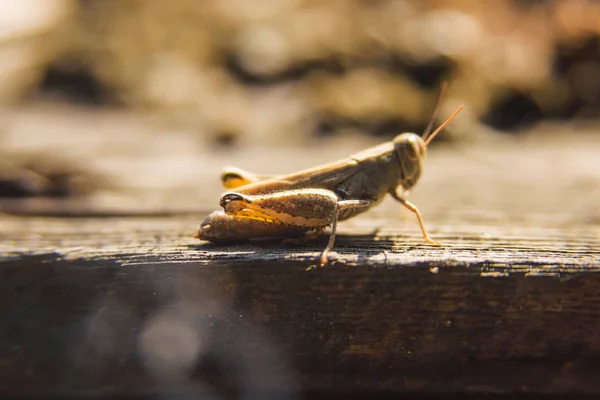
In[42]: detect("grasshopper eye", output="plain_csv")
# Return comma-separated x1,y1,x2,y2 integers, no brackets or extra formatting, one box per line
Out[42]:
412,137,426,158
393,133,423,160
405,135,427,160
418,140,426,157
408,136,422,159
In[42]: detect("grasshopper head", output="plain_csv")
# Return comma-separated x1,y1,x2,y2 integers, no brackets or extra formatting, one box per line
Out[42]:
392,104,464,190
393,133,426,190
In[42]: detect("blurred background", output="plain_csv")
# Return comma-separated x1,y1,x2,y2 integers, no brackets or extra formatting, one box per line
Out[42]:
1,0,600,208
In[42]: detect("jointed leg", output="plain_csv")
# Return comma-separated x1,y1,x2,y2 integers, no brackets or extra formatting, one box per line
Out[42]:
319,203,339,266
319,199,373,266
389,190,442,246
219,188,372,266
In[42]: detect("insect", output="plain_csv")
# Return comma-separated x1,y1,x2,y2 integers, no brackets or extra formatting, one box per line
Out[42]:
196,89,464,267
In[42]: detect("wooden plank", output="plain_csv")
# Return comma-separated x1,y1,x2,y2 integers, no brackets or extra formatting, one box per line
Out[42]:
0,240,599,397
1,107,600,398
1,212,599,398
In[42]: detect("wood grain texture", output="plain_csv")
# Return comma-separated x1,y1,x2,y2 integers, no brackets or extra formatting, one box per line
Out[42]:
1,107,600,398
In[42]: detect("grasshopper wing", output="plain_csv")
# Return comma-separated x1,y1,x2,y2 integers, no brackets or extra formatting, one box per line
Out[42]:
234,158,364,195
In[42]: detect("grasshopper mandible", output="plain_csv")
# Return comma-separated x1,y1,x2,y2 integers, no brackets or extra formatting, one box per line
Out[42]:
195,92,464,267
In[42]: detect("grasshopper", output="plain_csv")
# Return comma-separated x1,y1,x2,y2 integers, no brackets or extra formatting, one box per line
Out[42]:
196,94,464,267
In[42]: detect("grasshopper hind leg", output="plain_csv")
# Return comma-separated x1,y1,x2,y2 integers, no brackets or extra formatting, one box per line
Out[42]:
220,188,373,268
315,199,373,268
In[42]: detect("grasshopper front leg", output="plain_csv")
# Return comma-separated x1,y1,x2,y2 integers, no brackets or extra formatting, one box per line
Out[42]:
389,188,442,246
220,189,372,266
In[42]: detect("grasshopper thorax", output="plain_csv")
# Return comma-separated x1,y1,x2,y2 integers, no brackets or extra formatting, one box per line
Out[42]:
392,133,426,190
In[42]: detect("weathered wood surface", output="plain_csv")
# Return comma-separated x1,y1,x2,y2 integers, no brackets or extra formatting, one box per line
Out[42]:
1,105,600,398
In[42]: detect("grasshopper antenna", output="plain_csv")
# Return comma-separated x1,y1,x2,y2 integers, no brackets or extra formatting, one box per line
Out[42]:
424,105,464,147
422,81,447,142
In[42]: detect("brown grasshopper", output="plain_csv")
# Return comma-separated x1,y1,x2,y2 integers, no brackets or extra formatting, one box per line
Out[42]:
195,97,464,267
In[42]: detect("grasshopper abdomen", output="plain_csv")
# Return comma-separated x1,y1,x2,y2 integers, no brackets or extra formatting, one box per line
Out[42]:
195,211,309,243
